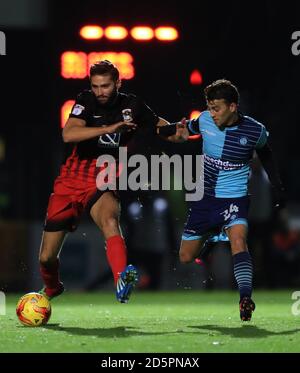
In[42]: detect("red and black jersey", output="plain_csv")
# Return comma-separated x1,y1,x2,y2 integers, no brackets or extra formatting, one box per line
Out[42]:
45,91,159,231
67,90,159,160
58,90,159,185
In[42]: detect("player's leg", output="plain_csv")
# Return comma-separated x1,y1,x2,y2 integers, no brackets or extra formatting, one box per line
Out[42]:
39,178,81,300
180,196,213,264
90,191,124,282
179,236,210,264
39,231,67,299
226,224,255,320
226,223,248,255
90,191,138,303
194,231,230,267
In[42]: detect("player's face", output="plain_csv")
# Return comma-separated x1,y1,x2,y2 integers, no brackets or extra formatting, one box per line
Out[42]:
90,74,121,104
207,99,237,127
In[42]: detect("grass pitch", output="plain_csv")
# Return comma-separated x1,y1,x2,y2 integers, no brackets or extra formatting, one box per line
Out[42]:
1,291,300,352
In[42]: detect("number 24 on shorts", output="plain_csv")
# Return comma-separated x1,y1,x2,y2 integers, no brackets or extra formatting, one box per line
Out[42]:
220,203,239,221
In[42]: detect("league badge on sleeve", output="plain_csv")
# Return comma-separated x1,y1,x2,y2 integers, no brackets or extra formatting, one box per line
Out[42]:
72,104,85,116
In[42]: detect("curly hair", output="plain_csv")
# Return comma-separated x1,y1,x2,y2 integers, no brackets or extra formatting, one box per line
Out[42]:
89,60,119,81
204,79,239,104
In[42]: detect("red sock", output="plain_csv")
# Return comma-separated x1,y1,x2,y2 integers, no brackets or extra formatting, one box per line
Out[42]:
106,235,127,285
40,258,61,290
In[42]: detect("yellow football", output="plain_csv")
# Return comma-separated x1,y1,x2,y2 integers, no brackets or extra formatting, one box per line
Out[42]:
16,292,51,327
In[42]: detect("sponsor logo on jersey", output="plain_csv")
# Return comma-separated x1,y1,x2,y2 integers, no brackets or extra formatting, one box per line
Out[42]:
203,129,216,136
98,133,121,148
204,154,245,171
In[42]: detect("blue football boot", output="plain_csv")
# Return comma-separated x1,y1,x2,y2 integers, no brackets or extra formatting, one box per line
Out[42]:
116,265,139,303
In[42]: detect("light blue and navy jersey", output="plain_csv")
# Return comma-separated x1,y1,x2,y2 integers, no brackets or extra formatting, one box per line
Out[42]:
188,111,268,198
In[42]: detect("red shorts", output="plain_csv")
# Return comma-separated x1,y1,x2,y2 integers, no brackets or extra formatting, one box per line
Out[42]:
44,153,120,232
44,176,104,232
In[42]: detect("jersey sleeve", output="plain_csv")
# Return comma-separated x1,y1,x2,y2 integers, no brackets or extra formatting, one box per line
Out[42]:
69,91,93,122
187,117,200,134
255,124,269,149
135,97,159,129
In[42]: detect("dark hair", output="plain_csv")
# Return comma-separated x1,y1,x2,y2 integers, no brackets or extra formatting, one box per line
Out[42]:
89,60,119,81
204,79,239,104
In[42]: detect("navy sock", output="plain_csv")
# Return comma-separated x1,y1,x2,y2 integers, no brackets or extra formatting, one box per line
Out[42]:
233,251,253,300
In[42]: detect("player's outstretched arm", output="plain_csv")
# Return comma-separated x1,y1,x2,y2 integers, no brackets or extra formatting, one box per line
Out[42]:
62,117,136,143
157,117,189,143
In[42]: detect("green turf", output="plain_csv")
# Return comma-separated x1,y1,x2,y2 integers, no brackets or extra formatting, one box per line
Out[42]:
1,290,300,352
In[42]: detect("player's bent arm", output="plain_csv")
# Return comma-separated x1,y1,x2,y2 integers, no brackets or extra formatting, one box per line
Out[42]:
256,142,283,190
256,141,286,209
62,118,136,143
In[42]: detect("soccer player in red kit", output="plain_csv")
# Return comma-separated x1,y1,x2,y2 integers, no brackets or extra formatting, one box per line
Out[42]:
39,60,170,303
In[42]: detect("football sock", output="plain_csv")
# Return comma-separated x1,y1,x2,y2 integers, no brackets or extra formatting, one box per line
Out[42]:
106,235,127,285
233,251,253,299
40,258,61,290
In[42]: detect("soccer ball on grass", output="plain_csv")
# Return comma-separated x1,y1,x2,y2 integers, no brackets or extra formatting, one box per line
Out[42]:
16,292,51,327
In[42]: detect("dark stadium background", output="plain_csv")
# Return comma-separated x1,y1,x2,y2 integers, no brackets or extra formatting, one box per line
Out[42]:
1,0,300,293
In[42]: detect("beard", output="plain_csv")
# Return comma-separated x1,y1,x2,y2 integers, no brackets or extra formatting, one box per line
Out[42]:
97,87,118,107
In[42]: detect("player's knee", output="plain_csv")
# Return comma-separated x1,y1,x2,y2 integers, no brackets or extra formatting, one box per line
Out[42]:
179,251,194,264
39,252,57,267
100,216,119,233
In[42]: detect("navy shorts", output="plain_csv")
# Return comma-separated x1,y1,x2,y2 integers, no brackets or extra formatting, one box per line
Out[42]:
182,195,250,241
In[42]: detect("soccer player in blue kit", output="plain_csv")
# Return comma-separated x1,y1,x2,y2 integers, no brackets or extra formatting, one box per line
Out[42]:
159,79,285,321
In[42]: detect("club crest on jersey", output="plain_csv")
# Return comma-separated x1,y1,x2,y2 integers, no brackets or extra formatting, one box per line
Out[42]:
122,108,133,122
98,133,121,148
72,104,85,116
239,136,248,146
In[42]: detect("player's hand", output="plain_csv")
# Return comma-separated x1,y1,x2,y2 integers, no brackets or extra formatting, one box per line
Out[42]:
175,118,189,141
108,121,137,134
